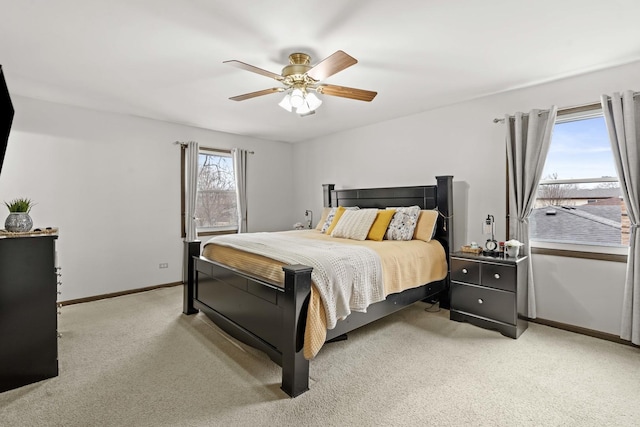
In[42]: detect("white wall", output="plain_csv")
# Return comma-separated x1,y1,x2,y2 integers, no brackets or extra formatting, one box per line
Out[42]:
292,60,640,336
0,96,295,301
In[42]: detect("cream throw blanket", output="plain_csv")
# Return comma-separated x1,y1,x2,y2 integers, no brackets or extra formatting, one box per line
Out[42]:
211,232,384,329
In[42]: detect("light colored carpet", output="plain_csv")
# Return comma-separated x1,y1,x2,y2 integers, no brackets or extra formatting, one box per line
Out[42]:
1,286,639,427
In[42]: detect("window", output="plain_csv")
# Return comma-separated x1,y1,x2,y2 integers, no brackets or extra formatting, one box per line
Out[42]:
182,147,238,237
529,105,627,250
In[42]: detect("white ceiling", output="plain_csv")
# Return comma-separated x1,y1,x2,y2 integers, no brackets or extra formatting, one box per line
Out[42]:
2,0,640,143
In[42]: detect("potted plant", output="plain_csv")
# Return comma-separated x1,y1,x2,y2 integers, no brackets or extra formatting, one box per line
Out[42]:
504,239,524,257
4,197,35,232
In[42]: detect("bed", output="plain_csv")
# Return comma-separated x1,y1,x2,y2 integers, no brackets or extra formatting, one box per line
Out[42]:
182,175,453,397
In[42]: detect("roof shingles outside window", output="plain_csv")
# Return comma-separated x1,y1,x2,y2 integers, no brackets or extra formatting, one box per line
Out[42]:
530,203,624,246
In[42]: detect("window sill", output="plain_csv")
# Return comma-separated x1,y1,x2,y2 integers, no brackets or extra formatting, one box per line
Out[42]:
530,240,628,262
197,229,238,237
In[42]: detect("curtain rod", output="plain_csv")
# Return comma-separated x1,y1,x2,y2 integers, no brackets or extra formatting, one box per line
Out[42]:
493,91,640,124
174,141,254,154
492,110,547,124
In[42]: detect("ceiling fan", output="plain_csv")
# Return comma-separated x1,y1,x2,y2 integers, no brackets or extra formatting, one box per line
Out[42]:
224,50,377,116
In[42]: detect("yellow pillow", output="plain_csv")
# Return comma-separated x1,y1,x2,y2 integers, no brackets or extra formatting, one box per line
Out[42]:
325,206,346,234
413,210,439,242
315,207,332,230
367,209,396,241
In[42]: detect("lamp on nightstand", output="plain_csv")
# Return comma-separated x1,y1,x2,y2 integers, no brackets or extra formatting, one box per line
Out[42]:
305,210,313,229
483,214,499,255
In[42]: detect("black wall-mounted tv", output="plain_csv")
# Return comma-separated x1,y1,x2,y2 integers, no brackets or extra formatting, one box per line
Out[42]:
0,65,15,177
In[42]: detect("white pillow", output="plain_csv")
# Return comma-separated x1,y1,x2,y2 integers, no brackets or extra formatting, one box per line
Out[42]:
385,206,421,240
331,209,378,240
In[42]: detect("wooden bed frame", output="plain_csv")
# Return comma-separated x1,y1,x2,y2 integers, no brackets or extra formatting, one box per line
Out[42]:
182,175,453,397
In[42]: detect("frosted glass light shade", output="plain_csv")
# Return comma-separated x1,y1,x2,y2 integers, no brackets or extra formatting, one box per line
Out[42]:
305,92,322,110
278,94,293,112
290,88,304,108
296,101,312,115
279,89,322,115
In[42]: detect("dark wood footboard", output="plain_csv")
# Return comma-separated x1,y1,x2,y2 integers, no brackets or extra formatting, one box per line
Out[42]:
188,257,312,397
182,175,453,397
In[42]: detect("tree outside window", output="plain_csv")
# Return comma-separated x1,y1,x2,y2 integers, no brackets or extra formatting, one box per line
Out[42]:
195,151,238,233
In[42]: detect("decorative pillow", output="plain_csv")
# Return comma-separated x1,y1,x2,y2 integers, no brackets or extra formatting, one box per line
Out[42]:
385,206,421,241
325,206,346,234
366,209,396,241
316,207,333,230
331,209,378,240
413,209,439,242
319,207,338,233
320,206,359,233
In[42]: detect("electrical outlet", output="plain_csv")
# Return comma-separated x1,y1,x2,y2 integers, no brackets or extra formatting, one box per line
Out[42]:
159,263,168,269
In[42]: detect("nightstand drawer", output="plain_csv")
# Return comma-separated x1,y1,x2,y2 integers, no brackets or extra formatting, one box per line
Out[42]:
451,258,480,285
481,263,516,292
451,282,516,325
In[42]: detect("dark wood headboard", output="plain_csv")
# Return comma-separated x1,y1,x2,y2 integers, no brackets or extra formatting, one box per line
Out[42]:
321,176,454,256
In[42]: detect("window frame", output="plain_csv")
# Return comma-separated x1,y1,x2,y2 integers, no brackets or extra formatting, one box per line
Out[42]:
180,146,238,238
509,102,628,261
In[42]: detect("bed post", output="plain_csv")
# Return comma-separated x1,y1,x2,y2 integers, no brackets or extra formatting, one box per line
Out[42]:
322,184,335,208
183,240,201,315
436,175,453,309
436,176,453,249
281,264,312,397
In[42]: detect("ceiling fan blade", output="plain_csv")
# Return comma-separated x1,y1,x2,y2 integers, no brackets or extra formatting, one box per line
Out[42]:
306,50,357,81
223,60,283,81
317,84,377,102
229,88,283,101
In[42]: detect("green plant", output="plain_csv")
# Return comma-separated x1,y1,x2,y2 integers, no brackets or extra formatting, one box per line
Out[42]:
4,198,35,213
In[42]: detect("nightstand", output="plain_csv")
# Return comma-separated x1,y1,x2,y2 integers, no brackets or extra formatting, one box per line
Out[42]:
449,251,528,338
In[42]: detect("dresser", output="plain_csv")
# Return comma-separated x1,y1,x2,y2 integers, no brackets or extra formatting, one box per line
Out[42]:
449,251,528,338
0,233,59,393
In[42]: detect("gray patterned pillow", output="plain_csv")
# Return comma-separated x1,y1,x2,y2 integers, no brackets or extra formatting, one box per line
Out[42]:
320,207,338,233
385,206,421,240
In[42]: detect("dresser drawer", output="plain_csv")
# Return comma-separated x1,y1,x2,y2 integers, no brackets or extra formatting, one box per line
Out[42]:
451,258,480,285
481,263,516,292
450,282,516,325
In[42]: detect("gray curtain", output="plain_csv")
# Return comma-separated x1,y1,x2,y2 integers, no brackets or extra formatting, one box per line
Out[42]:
601,91,640,345
232,148,248,233
506,107,558,319
185,141,199,241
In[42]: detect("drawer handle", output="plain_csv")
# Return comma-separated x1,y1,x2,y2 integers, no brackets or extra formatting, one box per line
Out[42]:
478,298,484,304
494,273,500,279
462,268,468,274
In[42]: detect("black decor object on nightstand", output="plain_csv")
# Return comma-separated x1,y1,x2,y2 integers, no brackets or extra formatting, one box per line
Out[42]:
449,251,528,338
0,234,59,392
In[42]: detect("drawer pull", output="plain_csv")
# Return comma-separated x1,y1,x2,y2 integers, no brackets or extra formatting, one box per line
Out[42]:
494,273,500,279
478,298,484,304
462,268,468,274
